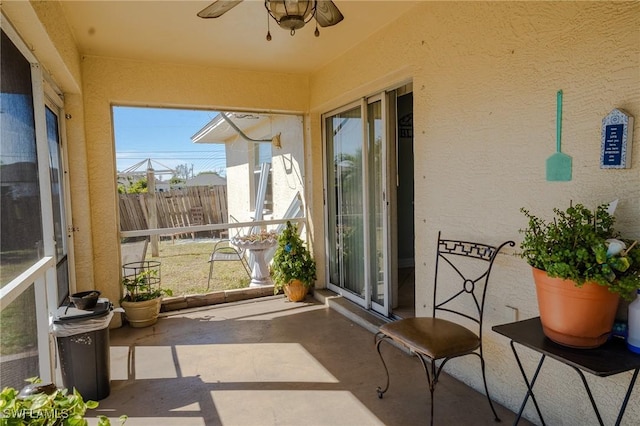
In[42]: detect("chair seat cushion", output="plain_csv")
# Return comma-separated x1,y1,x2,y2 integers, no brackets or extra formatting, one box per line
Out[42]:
379,317,480,359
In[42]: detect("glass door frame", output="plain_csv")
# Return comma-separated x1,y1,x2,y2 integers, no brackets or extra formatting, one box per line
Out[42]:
44,86,76,304
322,99,365,306
367,93,390,316
322,93,393,316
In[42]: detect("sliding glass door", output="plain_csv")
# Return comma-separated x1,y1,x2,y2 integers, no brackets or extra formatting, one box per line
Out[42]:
367,97,388,312
325,103,365,299
324,94,391,315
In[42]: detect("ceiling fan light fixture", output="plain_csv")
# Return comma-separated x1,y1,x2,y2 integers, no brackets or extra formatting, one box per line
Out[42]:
278,15,306,31
198,0,343,39
265,0,316,34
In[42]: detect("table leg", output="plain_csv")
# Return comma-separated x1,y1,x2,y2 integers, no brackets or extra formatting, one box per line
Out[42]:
571,365,638,426
510,340,547,426
511,346,638,426
615,368,638,426
572,367,604,426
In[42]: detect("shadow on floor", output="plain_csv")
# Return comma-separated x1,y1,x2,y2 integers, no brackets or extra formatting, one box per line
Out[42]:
93,296,529,425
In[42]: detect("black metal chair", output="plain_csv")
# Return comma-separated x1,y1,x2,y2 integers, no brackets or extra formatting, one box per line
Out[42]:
375,232,515,425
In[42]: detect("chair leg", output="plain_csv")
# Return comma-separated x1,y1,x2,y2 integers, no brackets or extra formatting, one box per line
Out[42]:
241,258,251,279
479,353,501,422
415,354,436,426
207,261,213,291
374,333,391,398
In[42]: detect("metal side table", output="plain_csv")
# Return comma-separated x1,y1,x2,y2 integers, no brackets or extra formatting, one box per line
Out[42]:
493,317,640,426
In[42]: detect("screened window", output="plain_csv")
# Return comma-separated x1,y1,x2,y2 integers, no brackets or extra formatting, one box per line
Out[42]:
0,28,44,389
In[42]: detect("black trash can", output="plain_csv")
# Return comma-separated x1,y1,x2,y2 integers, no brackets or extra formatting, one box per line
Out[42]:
52,300,113,401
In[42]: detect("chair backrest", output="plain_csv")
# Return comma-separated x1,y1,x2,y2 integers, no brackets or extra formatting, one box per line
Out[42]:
228,214,246,239
433,232,514,332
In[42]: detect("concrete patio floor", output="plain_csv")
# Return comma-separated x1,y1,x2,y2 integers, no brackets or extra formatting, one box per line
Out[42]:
93,294,531,425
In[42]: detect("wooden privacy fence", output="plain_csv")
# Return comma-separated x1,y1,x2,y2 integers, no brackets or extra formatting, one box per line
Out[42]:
119,186,228,238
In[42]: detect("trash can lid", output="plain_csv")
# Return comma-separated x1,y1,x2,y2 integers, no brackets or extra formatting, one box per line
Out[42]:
54,299,112,323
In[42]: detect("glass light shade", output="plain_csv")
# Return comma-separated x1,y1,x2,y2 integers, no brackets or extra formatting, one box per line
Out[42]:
266,0,315,31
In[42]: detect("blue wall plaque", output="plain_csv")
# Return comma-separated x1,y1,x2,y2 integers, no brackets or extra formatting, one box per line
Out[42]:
600,109,633,169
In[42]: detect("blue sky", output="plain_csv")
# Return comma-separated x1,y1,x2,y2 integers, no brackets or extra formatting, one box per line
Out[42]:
113,106,227,178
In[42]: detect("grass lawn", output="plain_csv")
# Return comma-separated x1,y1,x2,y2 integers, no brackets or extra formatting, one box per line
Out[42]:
145,238,252,296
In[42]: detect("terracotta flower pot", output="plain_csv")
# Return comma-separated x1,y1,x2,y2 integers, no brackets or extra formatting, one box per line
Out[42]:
284,279,309,302
532,267,619,348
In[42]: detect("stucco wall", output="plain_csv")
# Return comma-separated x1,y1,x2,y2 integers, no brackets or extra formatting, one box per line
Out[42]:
225,114,305,225
309,2,639,424
271,115,306,217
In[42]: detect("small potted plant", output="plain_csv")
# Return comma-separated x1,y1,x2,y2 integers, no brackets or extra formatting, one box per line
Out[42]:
272,221,316,302
519,202,639,348
121,261,172,328
0,377,127,425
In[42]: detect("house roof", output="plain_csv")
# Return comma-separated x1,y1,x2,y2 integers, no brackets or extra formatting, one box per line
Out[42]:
186,172,227,186
191,112,273,144
57,1,419,74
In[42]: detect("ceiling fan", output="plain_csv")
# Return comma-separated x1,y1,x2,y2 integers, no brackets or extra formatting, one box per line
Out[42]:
198,0,344,40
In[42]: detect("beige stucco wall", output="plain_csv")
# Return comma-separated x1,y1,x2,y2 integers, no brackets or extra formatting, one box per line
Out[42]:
225,114,305,225
271,115,306,218
309,1,640,424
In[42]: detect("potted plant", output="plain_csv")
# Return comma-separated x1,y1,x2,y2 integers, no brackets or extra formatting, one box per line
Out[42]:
520,202,640,348
121,261,172,328
0,377,127,425
272,221,316,302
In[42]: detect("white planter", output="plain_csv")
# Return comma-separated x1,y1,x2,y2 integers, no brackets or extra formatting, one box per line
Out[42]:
230,238,278,286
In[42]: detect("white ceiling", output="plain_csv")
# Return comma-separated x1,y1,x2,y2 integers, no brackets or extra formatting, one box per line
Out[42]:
59,1,418,74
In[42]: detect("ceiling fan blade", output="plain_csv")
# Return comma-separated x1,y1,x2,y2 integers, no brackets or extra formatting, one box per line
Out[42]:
197,0,243,19
315,0,344,27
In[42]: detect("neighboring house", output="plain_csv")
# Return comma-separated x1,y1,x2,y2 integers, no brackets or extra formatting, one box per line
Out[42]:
154,179,171,192
192,113,304,225
185,172,226,187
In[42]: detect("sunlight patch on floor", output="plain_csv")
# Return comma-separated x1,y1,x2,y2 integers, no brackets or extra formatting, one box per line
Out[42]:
211,390,384,425
176,343,339,383
111,343,338,382
110,346,178,380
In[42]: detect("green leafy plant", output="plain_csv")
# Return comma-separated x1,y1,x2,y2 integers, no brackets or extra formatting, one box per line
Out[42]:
520,203,639,300
117,176,147,194
121,267,172,303
271,221,316,293
0,377,127,425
